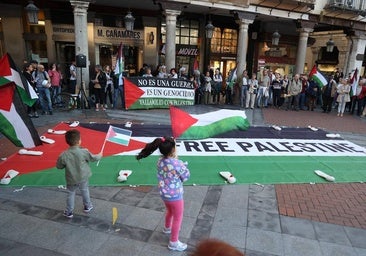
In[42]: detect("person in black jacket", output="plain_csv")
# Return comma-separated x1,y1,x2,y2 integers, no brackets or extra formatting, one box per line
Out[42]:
23,63,39,117
306,79,319,111
91,65,107,111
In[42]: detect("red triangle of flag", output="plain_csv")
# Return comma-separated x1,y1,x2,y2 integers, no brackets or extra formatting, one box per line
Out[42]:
124,78,145,109
0,83,15,111
169,105,198,138
0,54,12,77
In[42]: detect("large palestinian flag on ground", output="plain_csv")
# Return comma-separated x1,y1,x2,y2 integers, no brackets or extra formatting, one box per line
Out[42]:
0,122,365,187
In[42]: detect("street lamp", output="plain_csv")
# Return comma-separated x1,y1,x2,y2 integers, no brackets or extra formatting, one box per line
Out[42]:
326,37,335,52
205,21,214,39
124,11,135,31
272,30,280,46
25,1,39,25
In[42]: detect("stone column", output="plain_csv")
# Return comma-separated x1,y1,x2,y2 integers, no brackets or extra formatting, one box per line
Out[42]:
295,28,313,75
346,30,366,74
70,0,90,93
164,9,181,71
235,12,256,76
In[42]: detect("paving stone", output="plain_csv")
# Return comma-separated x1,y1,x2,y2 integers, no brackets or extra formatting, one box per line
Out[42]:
248,209,281,232
136,192,165,212
0,211,44,242
219,184,249,209
248,195,278,214
245,249,279,256
88,186,122,201
354,247,366,256
94,235,145,256
249,184,276,199
110,187,147,206
210,223,246,249
0,239,68,256
139,243,187,256
246,228,284,256
184,185,208,203
123,207,163,230
313,221,352,246
280,215,316,240
319,242,358,256
282,234,322,256
54,226,110,255
344,226,366,249
214,206,247,227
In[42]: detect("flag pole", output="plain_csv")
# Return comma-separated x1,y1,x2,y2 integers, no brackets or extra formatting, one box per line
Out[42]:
96,125,111,166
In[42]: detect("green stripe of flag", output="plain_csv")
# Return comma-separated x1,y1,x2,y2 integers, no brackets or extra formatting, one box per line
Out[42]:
180,110,250,139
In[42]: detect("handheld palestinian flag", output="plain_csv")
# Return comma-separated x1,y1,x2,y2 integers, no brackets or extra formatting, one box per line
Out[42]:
0,53,41,148
309,65,327,88
106,125,132,146
169,105,250,139
114,42,124,86
350,68,359,97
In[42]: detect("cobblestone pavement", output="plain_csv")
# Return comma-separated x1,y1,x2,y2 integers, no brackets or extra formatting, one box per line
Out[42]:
0,105,365,256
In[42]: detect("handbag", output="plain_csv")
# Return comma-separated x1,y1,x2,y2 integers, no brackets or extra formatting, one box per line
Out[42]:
42,80,51,88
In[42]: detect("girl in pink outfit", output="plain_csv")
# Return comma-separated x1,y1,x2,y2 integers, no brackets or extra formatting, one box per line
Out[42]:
48,63,62,105
136,136,190,252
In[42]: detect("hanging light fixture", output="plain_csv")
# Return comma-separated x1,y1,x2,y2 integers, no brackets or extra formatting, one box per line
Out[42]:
205,21,214,39
326,37,335,52
272,30,281,46
25,1,39,25
124,11,135,31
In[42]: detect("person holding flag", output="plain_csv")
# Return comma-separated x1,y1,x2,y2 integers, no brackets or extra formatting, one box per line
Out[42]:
225,68,237,105
113,43,125,110
56,129,102,218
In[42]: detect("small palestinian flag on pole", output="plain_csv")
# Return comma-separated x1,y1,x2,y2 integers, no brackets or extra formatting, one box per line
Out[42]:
106,125,132,146
0,53,41,148
169,105,250,139
309,65,327,88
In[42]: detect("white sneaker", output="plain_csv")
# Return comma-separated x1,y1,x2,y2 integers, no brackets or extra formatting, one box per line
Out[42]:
168,241,187,251
162,227,171,234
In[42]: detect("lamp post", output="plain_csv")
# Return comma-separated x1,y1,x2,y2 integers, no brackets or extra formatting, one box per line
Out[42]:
25,1,39,24
205,21,214,71
272,30,281,46
326,37,335,52
124,11,135,31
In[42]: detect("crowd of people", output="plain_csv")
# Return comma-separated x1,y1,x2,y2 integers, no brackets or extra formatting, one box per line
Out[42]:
22,58,366,118
22,60,62,117
139,64,366,117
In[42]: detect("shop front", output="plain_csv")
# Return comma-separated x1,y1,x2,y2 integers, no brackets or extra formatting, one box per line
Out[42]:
94,26,144,76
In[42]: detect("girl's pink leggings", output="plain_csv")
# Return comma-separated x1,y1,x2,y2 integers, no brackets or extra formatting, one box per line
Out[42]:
163,199,184,242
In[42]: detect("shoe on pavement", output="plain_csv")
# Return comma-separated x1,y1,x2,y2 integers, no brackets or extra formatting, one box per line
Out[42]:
83,205,93,213
162,227,171,234
168,241,187,251
63,211,73,218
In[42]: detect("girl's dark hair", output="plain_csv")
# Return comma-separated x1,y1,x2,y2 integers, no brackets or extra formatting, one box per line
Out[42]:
136,136,175,160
